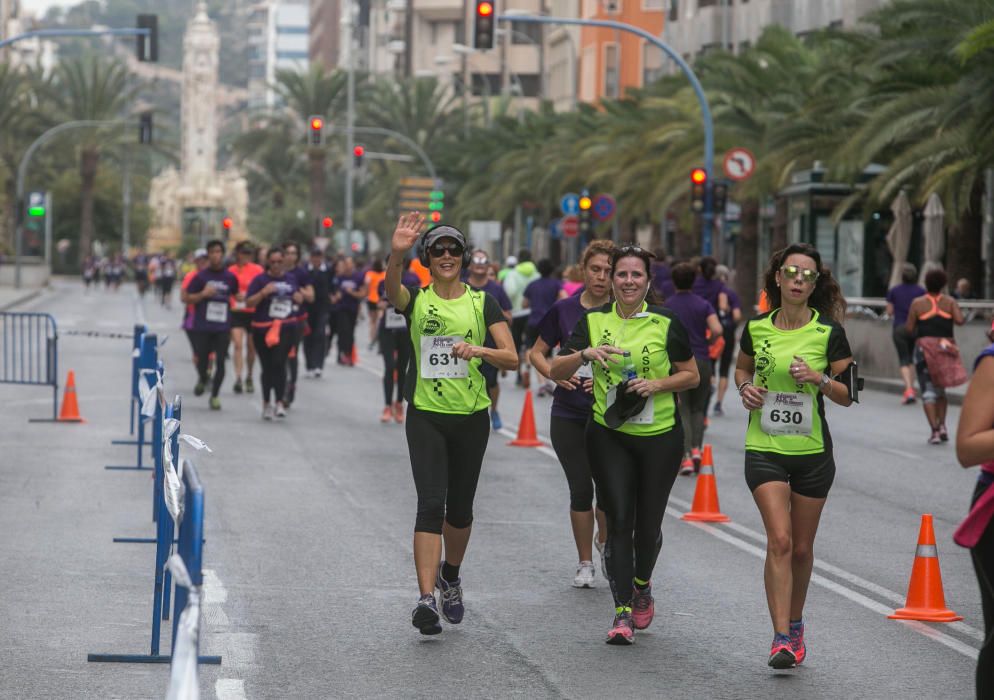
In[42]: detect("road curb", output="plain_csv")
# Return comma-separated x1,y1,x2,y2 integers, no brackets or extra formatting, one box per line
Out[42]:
863,375,965,406
0,288,43,311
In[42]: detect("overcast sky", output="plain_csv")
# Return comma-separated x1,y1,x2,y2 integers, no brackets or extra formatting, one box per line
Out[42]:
21,0,77,16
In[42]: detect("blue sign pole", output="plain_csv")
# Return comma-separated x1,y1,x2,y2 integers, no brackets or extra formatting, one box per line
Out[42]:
498,14,715,255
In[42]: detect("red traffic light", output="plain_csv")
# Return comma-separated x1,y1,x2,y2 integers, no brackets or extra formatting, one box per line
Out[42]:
310,117,324,131
690,168,707,185
222,216,233,230
353,145,365,157
322,216,333,229
430,211,442,223
477,1,493,16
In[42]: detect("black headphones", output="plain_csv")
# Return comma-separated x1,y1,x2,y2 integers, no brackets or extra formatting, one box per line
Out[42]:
417,225,472,268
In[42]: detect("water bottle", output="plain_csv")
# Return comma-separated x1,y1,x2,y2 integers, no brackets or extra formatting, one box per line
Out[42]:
622,351,637,381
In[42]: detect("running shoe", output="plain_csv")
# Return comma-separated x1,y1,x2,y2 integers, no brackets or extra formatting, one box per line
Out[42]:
928,429,942,445
691,447,702,469
245,377,255,393
233,379,243,394
712,401,723,417
902,388,916,405
573,561,596,589
194,381,206,397
435,570,465,624
209,397,221,410
381,406,393,423
768,633,797,669
606,609,635,645
679,457,695,476
490,410,502,431
631,584,654,630
939,424,949,442
393,401,404,424
262,403,274,421
275,402,287,418
314,369,322,378
789,620,806,665
412,594,442,635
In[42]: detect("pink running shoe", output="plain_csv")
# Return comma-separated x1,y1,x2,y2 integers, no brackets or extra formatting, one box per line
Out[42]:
631,584,655,630
606,610,634,645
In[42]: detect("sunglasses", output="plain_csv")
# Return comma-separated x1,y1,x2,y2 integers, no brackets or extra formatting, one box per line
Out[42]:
780,265,819,283
613,245,656,259
429,242,465,258
471,255,490,265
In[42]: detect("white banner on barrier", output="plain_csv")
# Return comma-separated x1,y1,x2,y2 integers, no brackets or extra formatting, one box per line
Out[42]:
166,555,200,700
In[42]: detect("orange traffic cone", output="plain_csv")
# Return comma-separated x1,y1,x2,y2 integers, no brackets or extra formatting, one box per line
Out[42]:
681,444,729,522
889,514,962,622
58,370,85,423
508,390,543,447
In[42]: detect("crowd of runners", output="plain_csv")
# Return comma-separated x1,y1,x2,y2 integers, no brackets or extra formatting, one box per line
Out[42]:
83,218,993,690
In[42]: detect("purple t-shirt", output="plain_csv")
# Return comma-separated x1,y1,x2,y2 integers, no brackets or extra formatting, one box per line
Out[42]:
335,271,366,312
538,294,593,421
886,283,926,327
524,277,563,327
692,276,725,309
186,268,239,332
720,285,741,330
246,272,301,324
652,262,675,300
470,279,512,349
663,291,716,362
378,271,421,331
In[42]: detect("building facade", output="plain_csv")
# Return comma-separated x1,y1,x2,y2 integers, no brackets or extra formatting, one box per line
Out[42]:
248,0,310,112
577,0,665,103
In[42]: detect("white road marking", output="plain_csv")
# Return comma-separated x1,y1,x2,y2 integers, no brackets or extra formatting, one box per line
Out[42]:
879,447,921,461
215,678,248,700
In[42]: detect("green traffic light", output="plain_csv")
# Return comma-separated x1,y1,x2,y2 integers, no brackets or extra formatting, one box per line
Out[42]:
28,206,46,217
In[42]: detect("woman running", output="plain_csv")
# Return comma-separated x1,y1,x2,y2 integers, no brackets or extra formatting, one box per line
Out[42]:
550,245,699,645
528,240,613,588
385,213,517,636
378,255,419,423
735,242,855,669
906,267,965,444
229,241,264,394
282,241,315,406
955,329,994,698
365,258,387,348
245,247,304,420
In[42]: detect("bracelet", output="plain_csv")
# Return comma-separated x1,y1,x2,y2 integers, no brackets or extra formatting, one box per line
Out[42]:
579,348,589,362
736,380,753,394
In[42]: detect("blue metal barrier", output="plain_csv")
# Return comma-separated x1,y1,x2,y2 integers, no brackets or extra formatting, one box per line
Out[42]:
1,311,59,421
88,403,221,666
110,323,148,445
105,333,157,472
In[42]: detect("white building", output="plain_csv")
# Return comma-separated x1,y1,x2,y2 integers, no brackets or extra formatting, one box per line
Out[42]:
248,0,310,113
1,1,58,74
662,0,889,63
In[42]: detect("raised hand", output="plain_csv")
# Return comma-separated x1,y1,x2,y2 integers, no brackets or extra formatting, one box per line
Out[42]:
391,212,426,254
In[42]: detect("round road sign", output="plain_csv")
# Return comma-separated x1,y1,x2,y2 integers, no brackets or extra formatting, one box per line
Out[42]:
723,148,756,181
561,215,579,238
559,193,580,216
592,194,616,222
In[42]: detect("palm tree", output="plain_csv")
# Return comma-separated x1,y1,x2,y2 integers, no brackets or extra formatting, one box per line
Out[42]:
273,65,348,233
40,55,137,260
0,62,41,253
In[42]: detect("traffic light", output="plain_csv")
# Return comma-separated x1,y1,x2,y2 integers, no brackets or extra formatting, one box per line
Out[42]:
690,168,707,213
138,111,153,144
308,115,325,146
579,190,593,237
712,180,728,215
353,145,365,167
473,0,495,50
26,192,45,232
136,14,158,62
322,216,334,229
222,216,233,231
428,189,444,219
430,211,442,223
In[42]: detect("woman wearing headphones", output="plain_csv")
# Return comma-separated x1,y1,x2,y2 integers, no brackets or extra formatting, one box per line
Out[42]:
385,212,518,636
550,245,699,645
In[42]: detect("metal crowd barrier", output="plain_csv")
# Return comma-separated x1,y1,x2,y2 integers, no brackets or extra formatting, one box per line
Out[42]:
106,333,158,472
109,323,148,446
0,311,59,420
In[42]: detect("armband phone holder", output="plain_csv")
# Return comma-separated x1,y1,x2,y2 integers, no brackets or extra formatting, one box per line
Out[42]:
835,362,864,403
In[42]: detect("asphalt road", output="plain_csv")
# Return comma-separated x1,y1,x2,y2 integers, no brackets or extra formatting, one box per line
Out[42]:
0,280,984,699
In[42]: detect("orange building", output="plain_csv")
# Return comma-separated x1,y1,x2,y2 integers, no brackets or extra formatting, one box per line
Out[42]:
577,0,665,103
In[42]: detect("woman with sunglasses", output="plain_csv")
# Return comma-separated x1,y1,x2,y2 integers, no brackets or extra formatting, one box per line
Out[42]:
550,245,699,645
245,247,305,420
528,239,614,588
734,243,854,669
385,213,518,636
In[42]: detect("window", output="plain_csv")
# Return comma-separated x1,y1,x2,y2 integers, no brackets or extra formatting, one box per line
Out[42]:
603,43,619,99
580,45,597,102
582,0,598,19
668,0,679,21
642,0,664,10
510,21,542,45
642,42,663,86
603,0,621,13
697,0,718,7
471,73,501,96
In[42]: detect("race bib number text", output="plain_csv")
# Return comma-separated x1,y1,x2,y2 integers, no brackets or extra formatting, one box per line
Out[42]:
760,391,813,436
420,335,469,379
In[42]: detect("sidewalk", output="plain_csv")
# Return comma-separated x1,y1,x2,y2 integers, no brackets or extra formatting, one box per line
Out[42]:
863,374,967,405
0,285,44,311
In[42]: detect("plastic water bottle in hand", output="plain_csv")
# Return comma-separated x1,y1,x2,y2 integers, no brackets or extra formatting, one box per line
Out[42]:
622,351,637,381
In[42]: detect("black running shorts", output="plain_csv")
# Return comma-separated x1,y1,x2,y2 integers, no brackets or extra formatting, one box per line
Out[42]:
744,449,835,499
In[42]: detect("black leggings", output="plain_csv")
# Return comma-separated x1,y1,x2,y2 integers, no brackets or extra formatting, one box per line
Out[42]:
406,405,490,534
971,479,994,699
550,416,595,512
337,308,358,358
287,323,302,387
380,327,410,405
304,311,328,371
191,330,230,398
252,327,293,403
586,421,684,607
679,357,712,453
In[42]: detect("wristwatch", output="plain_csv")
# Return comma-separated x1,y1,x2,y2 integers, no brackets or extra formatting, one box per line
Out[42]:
819,374,831,391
